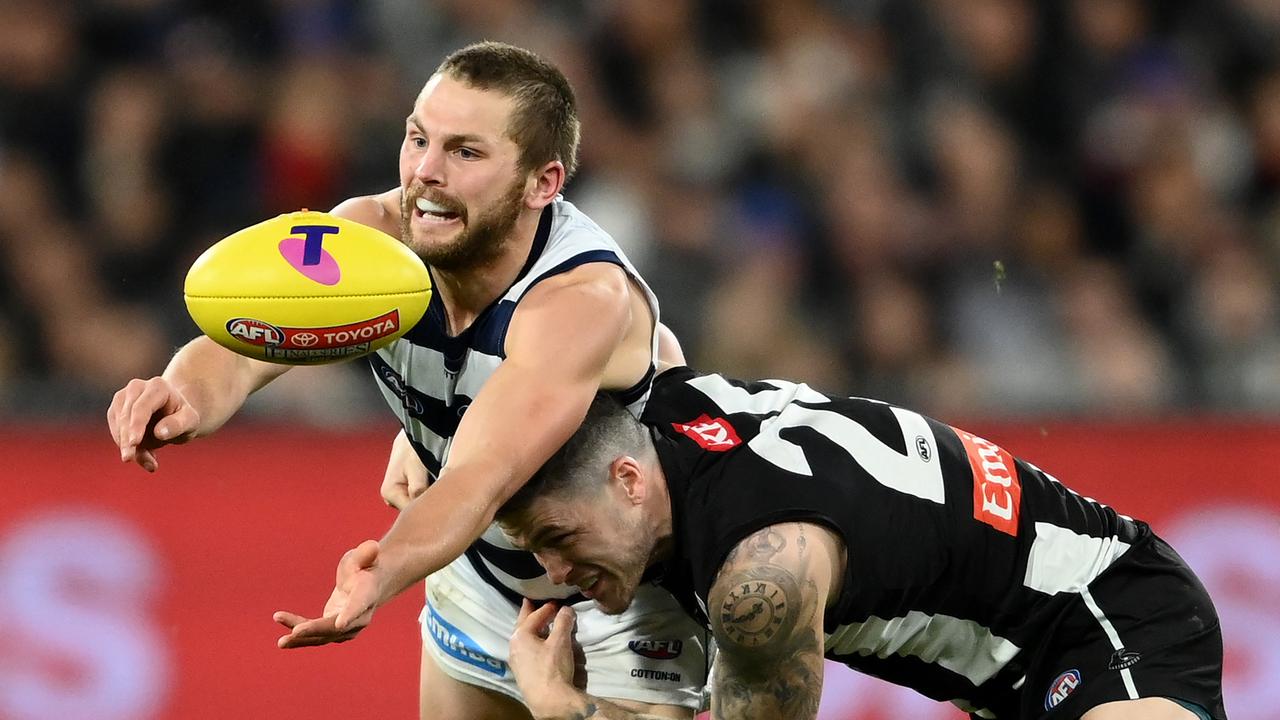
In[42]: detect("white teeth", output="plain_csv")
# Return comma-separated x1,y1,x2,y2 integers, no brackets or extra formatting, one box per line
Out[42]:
416,197,449,214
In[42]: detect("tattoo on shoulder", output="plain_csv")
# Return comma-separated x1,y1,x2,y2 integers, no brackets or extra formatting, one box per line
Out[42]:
724,543,740,564
743,527,787,561
710,528,825,717
714,564,802,650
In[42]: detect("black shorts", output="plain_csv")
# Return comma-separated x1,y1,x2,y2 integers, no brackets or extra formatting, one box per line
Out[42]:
1015,532,1226,719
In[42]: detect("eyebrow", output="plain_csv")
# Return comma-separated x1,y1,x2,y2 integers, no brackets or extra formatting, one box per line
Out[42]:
403,116,488,146
522,524,571,551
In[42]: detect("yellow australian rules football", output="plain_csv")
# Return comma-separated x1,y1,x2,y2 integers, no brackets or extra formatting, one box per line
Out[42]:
184,210,432,364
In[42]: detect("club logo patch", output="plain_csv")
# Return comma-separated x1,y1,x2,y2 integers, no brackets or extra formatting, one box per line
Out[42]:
1108,648,1142,670
672,414,740,451
628,639,683,660
1045,669,1082,710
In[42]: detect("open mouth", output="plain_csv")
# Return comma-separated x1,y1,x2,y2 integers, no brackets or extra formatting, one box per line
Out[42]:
415,196,461,223
576,576,600,597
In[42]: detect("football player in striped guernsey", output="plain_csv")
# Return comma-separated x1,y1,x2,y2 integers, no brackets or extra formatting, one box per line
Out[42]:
499,367,1226,720
108,42,706,720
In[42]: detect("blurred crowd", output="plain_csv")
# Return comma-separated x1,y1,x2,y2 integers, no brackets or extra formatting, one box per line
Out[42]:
2,0,1279,422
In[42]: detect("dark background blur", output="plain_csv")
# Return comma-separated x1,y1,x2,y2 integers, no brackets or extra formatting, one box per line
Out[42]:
3,0,1279,422
3,3,1278,720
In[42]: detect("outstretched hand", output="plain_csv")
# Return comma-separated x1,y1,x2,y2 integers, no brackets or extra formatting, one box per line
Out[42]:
273,539,384,649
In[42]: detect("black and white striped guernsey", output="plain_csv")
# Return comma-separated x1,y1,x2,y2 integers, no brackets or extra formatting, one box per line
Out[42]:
370,197,660,602
645,367,1146,718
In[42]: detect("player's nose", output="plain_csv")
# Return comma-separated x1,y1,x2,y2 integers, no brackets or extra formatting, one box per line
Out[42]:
413,146,445,184
536,551,572,585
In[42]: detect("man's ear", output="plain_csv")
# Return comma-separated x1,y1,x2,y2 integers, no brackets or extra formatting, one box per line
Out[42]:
525,160,565,209
609,455,647,506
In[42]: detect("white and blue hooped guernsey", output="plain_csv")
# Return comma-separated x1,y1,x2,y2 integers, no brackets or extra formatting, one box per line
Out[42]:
368,197,660,602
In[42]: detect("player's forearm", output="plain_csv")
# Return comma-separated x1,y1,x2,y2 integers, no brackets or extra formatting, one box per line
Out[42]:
162,336,286,436
373,470,501,601
528,690,679,720
709,656,822,720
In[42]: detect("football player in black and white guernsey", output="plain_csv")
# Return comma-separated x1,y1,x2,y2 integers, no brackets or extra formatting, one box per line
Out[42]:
499,366,1226,720
108,42,706,720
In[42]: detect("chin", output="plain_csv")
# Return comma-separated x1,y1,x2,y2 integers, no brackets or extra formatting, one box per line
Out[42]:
596,601,627,616
595,589,637,616
409,225,460,249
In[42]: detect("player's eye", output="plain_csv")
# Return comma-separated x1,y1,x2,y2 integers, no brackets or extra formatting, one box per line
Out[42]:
456,147,478,160
412,137,427,149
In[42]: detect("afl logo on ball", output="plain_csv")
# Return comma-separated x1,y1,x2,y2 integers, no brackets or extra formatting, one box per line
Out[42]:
1044,670,1082,711
227,318,285,346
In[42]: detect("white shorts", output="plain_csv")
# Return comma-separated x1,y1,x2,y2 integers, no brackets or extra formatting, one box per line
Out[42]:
419,553,708,710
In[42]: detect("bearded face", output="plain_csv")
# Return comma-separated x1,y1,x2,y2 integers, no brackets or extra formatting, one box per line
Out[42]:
399,173,526,272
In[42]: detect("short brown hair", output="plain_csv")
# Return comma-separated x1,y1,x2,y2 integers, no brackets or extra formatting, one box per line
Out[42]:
498,394,650,521
437,41,581,182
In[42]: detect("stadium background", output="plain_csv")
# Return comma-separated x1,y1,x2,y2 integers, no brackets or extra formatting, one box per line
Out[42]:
1,0,1277,718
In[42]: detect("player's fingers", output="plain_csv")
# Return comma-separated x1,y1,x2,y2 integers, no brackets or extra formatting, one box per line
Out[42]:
406,469,428,500
517,598,535,623
514,599,555,636
381,479,411,509
278,629,360,649
277,621,360,649
548,605,577,646
136,448,158,473
333,604,373,632
334,541,377,587
111,379,149,458
107,388,126,445
152,402,199,445
333,573,377,630
123,381,169,448
350,539,380,569
272,610,310,629
277,615,339,641
521,601,559,639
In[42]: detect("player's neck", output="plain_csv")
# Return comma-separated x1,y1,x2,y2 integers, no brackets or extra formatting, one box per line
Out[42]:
431,209,542,334
647,462,676,567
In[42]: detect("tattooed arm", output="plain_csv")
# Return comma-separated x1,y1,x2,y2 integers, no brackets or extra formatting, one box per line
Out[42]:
707,522,845,720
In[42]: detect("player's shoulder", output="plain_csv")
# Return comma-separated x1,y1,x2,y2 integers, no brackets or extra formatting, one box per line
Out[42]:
330,189,400,236
517,258,630,310
546,196,605,235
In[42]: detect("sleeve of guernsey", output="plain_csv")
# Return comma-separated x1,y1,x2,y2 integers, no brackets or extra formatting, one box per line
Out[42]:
655,398,855,606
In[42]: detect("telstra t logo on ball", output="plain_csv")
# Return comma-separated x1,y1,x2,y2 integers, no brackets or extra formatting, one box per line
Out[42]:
279,225,341,286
